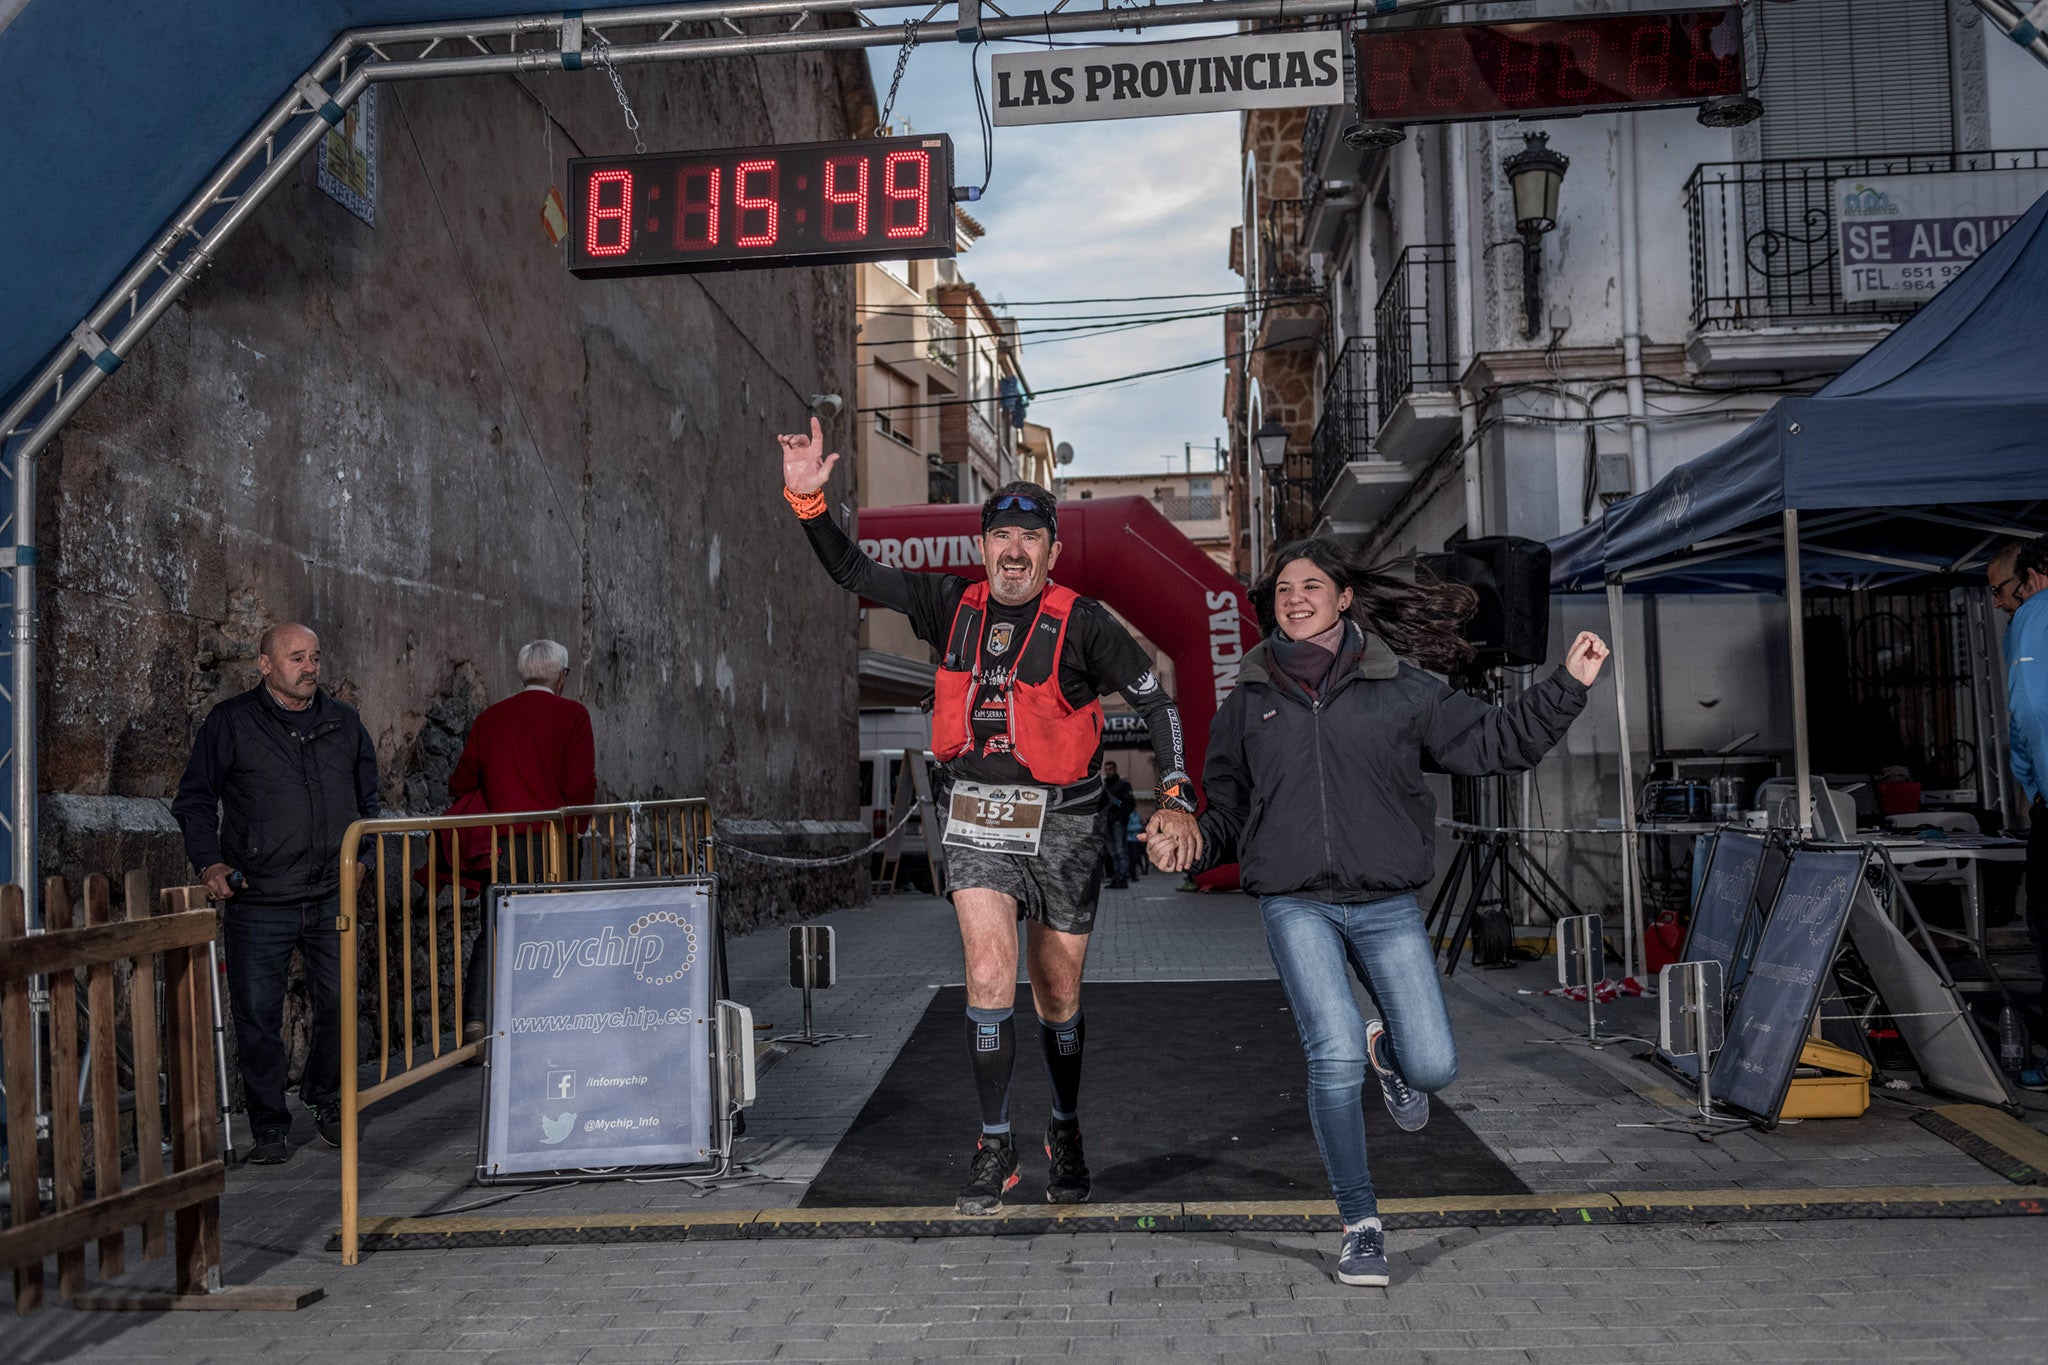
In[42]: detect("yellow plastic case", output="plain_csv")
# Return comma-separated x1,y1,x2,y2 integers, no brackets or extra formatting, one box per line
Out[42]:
1779,1038,1873,1119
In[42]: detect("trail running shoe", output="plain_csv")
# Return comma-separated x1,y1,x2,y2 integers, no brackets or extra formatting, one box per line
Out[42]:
1044,1121,1092,1204
1336,1223,1390,1286
1365,1018,1430,1133
955,1132,1020,1214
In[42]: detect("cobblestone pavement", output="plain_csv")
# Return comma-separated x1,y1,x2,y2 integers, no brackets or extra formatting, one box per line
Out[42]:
8,880,2048,1362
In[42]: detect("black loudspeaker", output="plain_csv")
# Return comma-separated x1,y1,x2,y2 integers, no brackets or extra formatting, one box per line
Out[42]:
1417,536,1552,668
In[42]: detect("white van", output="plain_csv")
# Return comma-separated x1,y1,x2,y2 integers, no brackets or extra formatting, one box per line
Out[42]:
859,707,937,892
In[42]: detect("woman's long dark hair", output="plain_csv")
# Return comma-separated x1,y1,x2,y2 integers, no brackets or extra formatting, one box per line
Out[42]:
1251,537,1479,675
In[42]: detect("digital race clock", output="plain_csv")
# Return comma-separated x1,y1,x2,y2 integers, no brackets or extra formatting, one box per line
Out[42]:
1355,7,1744,125
567,134,957,279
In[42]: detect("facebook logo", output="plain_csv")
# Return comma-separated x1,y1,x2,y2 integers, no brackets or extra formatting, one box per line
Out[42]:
546,1070,576,1101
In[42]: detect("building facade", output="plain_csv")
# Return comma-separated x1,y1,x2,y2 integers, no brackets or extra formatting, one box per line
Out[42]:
45,51,882,929
852,227,1051,706
1227,1,2048,901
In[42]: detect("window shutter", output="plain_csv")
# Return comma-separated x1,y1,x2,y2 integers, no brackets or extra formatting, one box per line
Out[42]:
1757,0,1953,159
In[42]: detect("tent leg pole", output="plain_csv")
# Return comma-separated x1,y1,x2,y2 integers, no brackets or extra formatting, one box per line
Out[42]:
1606,582,1641,983
1785,509,1812,838
13,450,36,909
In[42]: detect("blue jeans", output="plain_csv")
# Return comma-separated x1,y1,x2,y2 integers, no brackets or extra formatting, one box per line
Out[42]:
1260,893,1458,1224
222,899,342,1137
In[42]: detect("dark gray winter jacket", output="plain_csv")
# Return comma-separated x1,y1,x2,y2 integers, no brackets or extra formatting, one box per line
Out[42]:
1194,623,1589,902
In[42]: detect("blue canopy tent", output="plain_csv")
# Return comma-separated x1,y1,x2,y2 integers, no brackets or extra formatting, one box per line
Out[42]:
1548,187,2048,963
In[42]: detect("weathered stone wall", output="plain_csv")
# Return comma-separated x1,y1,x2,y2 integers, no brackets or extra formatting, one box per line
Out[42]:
40,47,880,973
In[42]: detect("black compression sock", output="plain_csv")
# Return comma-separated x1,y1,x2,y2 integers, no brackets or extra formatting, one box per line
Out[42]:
1038,1010,1085,1123
966,1004,1016,1134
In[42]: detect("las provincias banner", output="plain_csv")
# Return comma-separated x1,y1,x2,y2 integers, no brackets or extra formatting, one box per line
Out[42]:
991,32,1345,126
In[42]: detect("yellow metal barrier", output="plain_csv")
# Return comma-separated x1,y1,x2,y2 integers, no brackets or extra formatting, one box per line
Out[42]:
335,797,712,1265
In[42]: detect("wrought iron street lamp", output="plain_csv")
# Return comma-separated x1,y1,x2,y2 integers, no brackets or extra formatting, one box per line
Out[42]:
1504,132,1569,339
1254,418,1290,470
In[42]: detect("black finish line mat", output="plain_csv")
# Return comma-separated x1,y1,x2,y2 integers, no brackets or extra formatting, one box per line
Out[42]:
799,980,1527,1208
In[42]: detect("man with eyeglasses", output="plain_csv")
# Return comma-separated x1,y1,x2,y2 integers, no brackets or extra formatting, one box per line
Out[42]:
779,418,1201,1211
1993,539,2048,1085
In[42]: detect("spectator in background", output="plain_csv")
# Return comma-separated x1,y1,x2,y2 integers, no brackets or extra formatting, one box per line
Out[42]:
1101,760,1136,889
454,639,597,1051
173,623,379,1165
1989,540,2029,619
2000,540,2048,1088
1124,805,1146,882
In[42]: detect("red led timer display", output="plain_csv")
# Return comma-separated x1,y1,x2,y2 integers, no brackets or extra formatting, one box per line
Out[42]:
1355,7,1744,124
569,134,954,279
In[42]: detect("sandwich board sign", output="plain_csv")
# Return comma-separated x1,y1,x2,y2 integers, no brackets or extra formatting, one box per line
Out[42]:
480,880,717,1179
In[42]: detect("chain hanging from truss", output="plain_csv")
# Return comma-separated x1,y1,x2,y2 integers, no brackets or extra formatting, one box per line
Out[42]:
593,37,648,154
874,19,922,136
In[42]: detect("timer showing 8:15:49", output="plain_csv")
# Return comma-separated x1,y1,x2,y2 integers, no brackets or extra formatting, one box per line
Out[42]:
567,134,957,279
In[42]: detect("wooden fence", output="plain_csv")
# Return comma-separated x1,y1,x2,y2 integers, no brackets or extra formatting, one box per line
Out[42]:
0,876,319,1313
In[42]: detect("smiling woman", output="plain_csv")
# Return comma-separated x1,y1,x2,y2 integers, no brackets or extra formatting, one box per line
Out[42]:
1187,534,1610,1289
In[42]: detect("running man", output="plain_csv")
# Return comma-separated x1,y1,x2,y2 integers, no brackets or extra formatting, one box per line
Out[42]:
779,418,1200,1212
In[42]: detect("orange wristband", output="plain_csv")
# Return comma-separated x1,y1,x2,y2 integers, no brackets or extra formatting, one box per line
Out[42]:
783,486,827,520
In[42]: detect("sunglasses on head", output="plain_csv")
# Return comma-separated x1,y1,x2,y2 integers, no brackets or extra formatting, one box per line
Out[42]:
991,493,1045,514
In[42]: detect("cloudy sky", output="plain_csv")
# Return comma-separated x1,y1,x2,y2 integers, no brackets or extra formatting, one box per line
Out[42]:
868,38,1242,481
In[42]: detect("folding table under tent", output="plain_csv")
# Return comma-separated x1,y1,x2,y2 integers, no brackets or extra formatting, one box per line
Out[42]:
1548,187,2048,974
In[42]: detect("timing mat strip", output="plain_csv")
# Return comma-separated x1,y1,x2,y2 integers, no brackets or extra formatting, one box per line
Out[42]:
338,1183,2048,1251
1916,1103,2048,1185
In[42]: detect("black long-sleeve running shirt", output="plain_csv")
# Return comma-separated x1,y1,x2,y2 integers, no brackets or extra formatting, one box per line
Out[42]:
802,511,1186,806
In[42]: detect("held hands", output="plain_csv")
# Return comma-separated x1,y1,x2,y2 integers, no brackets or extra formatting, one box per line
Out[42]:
1564,631,1611,687
1139,809,1203,874
778,416,841,495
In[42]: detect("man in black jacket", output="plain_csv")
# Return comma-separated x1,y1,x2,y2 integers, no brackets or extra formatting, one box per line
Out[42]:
173,623,379,1165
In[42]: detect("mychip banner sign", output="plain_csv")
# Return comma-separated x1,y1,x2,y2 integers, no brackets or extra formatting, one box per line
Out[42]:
1834,167,2048,304
481,881,717,1179
991,32,1345,126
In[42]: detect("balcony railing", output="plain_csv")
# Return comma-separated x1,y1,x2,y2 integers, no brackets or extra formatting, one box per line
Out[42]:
1373,245,1456,412
1156,495,1223,523
1259,197,1317,299
925,304,958,369
1309,336,1377,507
927,457,959,505
1685,149,2048,331
1271,453,1320,548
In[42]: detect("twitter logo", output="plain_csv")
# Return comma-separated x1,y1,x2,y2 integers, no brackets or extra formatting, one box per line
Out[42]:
539,1111,578,1145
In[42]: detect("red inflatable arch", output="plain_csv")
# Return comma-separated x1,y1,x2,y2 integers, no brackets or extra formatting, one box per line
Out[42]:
854,496,1261,822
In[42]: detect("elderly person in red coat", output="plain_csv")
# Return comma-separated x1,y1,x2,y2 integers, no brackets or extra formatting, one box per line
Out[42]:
457,639,597,1048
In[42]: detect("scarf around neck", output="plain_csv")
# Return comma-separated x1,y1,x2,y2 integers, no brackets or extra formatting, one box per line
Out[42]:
1270,617,1348,698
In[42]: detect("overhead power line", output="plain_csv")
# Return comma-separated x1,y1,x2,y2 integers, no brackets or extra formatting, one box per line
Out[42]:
860,341,1284,413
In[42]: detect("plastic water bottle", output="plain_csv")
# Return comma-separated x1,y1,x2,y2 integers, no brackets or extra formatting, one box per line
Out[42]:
2000,1005,2025,1074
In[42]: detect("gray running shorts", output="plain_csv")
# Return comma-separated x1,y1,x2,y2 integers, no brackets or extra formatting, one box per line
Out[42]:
943,807,1106,935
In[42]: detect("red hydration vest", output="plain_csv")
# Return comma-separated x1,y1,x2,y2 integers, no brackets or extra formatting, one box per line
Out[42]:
930,581,1104,786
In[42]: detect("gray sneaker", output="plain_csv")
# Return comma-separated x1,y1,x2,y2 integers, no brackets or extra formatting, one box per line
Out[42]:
1336,1223,1390,1286
1365,1019,1429,1132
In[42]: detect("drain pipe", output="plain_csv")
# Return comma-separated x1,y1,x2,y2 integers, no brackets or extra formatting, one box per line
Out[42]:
1450,124,1481,534
1617,113,1650,495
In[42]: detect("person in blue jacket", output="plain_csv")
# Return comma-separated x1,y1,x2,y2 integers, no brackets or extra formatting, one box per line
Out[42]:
1147,538,1607,1288
2000,539,2048,1087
